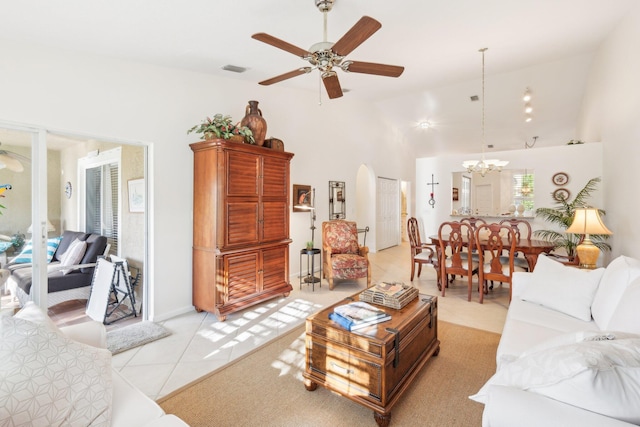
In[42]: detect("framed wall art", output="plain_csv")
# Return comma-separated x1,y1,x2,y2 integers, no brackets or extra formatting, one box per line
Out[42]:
293,184,312,212
128,178,145,213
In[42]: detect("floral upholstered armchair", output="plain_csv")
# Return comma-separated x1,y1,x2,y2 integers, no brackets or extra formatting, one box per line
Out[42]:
322,220,371,290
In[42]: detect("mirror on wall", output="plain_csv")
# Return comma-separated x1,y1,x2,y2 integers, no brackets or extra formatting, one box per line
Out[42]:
329,181,345,219
451,169,534,217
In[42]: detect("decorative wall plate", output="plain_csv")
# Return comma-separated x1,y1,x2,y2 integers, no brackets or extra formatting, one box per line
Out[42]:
552,172,569,186
553,188,570,201
64,181,72,199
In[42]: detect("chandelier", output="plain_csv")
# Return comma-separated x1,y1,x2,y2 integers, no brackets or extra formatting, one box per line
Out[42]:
462,48,508,177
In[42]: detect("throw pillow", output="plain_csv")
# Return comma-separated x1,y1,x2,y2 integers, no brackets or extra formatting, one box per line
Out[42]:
14,301,61,333
0,315,113,426
59,238,88,275
519,254,604,321
591,255,640,329
470,338,640,424
12,236,63,264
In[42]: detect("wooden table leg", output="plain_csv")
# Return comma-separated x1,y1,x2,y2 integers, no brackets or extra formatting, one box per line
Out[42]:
374,411,391,427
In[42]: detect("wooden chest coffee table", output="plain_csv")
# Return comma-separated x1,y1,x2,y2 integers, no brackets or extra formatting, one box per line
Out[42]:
303,292,439,426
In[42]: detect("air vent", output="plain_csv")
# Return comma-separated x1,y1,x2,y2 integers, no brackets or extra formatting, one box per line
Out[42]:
222,65,247,73
487,144,494,149
470,95,479,102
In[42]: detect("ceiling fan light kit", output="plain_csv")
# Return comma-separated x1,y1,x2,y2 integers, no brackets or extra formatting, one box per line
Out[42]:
252,0,404,99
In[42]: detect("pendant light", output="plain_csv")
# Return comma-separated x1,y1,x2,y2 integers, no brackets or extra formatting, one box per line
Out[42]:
462,48,508,176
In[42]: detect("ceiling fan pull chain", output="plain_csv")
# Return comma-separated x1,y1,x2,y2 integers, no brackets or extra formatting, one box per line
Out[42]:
318,73,323,106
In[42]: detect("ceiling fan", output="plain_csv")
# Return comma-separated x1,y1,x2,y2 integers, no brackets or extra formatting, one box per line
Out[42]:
251,0,404,99
0,142,30,172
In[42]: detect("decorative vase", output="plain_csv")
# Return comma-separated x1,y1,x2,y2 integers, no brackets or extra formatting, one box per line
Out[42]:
203,131,216,140
517,204,525,216
241,100,267,146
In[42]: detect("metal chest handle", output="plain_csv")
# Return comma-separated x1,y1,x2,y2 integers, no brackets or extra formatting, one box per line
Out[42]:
385,327,400,368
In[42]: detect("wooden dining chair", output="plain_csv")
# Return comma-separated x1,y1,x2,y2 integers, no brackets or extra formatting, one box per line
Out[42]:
437,221,478,301
475,223,527,303
407,217,438,285
499,219,532,270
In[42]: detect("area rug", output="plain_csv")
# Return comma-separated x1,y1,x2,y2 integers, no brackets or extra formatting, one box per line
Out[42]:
106,321,171,355
158,321,500,427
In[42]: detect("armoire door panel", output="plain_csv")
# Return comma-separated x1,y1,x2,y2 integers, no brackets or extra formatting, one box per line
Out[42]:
225,202,259,246
262,157,289,198
226,151,260,197
224,251,260,302
262,201,288,242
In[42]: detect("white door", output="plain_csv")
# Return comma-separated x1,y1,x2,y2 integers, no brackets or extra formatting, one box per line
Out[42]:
474,184,493,215
376,177,400,250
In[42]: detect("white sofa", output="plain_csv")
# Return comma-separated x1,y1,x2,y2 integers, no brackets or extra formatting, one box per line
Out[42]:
0,302,188,426
471,254,640,427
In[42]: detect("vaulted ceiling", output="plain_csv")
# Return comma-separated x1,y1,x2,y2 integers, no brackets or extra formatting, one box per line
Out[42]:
0,0,636,157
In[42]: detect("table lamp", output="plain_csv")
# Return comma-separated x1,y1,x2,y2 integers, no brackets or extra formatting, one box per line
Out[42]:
27,220,56,235
565,208,612,269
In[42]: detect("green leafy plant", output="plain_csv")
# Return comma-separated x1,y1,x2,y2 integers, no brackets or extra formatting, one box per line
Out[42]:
534,177,611,258
187,114,255,144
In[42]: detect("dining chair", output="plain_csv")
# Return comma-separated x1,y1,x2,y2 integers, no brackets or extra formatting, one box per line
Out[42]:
475,223,527,303
407,217,438,285
499,218,532,270
437,221,478,301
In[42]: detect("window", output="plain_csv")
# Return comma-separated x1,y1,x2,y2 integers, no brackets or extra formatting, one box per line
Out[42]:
79,148,121,254
513,172,534,211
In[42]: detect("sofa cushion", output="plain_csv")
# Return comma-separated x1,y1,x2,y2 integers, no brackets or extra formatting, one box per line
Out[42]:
0,312,113,426
12,236,63,264
59,238,88,275
607,276,640,335
520,254,604,321
80,234,108,273
496,299,599,368
592,255,640,329
471,336,640,424
54,230,89,262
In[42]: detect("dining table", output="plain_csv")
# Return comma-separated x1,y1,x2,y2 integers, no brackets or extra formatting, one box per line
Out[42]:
429,234,555,272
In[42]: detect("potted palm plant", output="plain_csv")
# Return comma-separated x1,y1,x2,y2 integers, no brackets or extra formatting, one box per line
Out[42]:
187,114,255,144
534,177,611,259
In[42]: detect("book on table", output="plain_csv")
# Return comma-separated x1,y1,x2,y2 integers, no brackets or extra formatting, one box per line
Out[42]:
374,282,406,297
329,301,391,331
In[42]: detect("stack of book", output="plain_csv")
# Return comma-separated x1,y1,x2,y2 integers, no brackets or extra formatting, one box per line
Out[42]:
329,300,391,331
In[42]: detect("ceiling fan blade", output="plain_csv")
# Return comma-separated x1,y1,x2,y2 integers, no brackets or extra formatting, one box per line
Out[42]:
252,33,310,58
322,72,343,99
0,153,24,172
331,16,381,57
344,61,405,77
258,67,312,86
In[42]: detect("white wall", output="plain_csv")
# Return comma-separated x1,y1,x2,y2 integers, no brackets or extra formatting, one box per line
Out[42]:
0,39,414,320
415,143,604,248
577,4,640,260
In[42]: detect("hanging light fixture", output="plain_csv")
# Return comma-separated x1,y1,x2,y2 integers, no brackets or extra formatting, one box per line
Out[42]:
462,48,508,177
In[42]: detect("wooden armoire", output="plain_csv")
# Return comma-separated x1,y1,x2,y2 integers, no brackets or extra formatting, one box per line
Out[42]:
190,139,294,321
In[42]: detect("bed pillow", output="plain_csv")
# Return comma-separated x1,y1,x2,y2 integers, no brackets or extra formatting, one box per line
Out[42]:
0,314,112,426
519,254,604,321
59,238,88,275
470,337,640,424
12,236,63,264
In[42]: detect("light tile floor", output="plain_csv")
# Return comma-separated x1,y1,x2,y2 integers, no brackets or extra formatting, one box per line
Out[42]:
112,242,510,400
1,242,510,401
